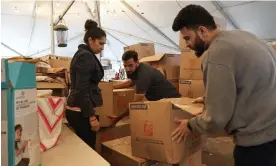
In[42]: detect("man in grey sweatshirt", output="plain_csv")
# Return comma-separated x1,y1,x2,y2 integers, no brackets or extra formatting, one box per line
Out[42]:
172,4,276,166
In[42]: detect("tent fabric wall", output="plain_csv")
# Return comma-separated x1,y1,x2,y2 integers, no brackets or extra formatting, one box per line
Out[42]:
1,1,276,69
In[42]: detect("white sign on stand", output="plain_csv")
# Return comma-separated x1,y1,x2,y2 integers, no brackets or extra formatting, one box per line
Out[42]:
13,88,41,166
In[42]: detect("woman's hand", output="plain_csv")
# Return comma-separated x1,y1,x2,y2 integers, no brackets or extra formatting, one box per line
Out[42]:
89,116,100,132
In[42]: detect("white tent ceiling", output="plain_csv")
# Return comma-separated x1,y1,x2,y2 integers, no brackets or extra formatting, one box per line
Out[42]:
1,0,276,69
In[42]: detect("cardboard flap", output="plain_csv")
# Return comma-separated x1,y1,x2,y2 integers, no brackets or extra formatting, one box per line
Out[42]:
159,97,203,115
113,89,134,96
140,54,165,63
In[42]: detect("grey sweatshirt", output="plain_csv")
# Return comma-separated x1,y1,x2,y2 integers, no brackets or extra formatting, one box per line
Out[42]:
188,30,276,146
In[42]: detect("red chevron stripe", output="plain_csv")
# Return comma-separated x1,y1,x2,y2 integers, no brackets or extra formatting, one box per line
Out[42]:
40,142,47,152
53,134,61,147
40,133,61,152
48,98,63,112
37,105,64,133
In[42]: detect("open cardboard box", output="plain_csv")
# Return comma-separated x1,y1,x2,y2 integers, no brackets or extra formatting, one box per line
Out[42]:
140,54,180,80
101,136,204,166
124,43,155,60
96,82,135,127
130,97,203,164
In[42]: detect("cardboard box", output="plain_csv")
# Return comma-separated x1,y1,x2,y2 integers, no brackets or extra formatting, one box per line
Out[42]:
96,82,135,127
155,150,203,166
40,54,72,71
101,136,156,166
179,33,187,51
180,52,203,80
140,54,180,79
179,80,205,98
124,43,155,60
272,45,276,50
102,136,203,166
96,124,130,153
130,98,203,164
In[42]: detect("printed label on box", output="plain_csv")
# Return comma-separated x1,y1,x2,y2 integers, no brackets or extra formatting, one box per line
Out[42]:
14,88,41,166
130,104,148,110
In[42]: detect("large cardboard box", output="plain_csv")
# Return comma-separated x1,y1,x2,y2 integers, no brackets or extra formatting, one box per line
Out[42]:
180,52,203,80
40,54,72,71
96,124,130,153
96,82,135,127
101,136,156,166
130,98,203,164
140,54,180,79
124,43,155,60
179,80,205,98
101,136,203,166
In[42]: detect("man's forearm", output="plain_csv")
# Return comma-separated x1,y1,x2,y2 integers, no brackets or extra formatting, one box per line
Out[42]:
114,109,130,124
113,80,133,89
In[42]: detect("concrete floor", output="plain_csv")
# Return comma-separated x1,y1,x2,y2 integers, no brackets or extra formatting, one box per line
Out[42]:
202,137,235,166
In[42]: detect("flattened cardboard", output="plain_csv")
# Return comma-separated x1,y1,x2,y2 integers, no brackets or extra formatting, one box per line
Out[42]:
130,98,203,164
140,54,180,67
179,80,205,98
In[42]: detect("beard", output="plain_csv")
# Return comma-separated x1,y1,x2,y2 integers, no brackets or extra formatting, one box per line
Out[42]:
126,69,138,80
194,33,210,57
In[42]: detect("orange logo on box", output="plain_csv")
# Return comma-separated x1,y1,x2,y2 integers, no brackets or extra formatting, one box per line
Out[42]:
144,121,153,136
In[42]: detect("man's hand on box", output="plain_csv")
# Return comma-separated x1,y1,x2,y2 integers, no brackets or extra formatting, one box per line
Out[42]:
192,96,205,104
172,118,190,143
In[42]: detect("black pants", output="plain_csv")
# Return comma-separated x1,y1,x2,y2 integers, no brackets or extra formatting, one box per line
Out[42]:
65,109,97,150
234,139,276,166
17,158,29,166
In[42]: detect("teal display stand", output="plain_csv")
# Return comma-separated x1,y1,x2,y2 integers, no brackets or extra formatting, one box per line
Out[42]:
7,62,41,166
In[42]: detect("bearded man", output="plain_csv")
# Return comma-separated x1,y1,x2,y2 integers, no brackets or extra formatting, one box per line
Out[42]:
171,4,276,166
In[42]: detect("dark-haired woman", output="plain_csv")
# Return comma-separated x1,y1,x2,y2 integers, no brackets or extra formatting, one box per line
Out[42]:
66,19,106,150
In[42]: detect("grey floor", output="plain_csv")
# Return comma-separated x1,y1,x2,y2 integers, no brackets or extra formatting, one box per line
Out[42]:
202,137,234,166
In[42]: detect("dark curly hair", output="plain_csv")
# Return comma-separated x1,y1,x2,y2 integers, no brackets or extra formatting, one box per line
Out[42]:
122,50,138,62
172,4,217,31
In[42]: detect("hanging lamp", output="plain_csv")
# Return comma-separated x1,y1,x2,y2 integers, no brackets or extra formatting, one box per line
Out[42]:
53,24,68,47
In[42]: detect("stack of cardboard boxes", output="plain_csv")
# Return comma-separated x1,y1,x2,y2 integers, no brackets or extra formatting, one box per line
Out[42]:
178,34,205,98
100,42,206,165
